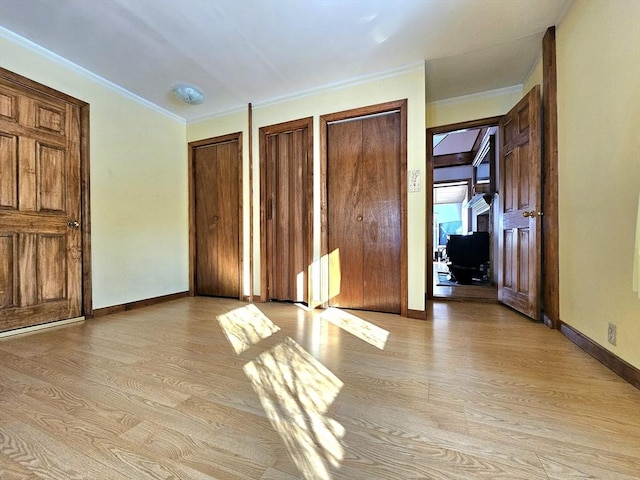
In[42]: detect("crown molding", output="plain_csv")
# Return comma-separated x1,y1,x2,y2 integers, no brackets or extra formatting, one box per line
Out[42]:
0,27,186,124
428,85,523,108
188,60,425,125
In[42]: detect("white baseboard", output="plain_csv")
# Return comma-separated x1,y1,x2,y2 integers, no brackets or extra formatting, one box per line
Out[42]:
0,316,85,339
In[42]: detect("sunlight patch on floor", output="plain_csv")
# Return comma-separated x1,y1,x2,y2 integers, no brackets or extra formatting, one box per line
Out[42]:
320,307,389,350
243,337,345,480
217,304,280,354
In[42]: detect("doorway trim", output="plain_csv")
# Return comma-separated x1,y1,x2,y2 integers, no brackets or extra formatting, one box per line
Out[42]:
0,67,93,317
320,99,408,317
188,132,243,300
426,116,502,300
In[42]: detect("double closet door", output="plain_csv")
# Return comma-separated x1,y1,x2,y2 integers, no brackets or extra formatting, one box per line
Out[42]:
327,111,402,314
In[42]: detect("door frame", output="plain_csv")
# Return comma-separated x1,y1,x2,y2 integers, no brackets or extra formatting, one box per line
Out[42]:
188,132,243,300
320,99,408,317
426,116,502,300
0,67,93,318
259,117,313,304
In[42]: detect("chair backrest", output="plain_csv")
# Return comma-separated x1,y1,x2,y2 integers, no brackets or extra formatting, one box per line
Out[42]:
446,232,490,267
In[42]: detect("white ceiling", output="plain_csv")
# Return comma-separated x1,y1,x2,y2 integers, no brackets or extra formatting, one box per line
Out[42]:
0,0,573,122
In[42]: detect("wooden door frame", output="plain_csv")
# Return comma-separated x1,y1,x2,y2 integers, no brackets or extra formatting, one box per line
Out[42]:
0,67,93,318
259,116,313,304
426,116,502,300
542,26,559,329
188,132,243,300
320,99,408,317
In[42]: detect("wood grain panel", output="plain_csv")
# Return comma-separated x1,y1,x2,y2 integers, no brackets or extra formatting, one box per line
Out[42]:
503,230,514,290
0,234,17,308
274,132,291,299
361,112,401,313
260,117,312,304
328,119,364,309
37,234,66,301
34,102,65,135
18,234,36,307
0,92,17,121
37,143,66,212
517,142,530,210
503,151,515,213
518,228,530,295
0,133,17,209
192,134,242,299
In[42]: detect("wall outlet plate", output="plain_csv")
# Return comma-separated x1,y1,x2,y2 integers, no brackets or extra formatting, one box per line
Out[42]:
408,170,420,192
607,322,617,346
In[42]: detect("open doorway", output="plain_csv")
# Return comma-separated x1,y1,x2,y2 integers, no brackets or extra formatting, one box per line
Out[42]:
427,118,501,301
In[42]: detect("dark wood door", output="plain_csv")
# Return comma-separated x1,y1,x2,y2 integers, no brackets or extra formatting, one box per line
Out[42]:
498,86,542,319
193,135,241,298
261,118,312,304
327,111,401,313
0,78,82,331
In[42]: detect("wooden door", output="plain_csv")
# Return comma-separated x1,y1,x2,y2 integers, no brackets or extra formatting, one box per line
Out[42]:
498,86,542,319
0,77,83,332
260,118,312,304
192,134,242,299
327,111,401,313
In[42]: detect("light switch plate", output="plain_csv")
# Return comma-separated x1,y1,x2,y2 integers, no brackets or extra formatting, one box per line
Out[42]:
408,170,420,192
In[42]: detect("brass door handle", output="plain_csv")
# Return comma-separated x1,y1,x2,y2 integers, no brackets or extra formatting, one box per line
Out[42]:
67,220,80,228
522,211,543,218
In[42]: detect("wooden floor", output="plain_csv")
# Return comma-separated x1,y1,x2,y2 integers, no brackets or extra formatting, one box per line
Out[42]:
1,297,639,479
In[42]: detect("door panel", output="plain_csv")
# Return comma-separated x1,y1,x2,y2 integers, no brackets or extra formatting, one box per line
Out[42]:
362,113,401,312
0,78,82,332
328,111,401,313
328,119,364,309
261,118,312,304
498,86,542,319
194,137,241,298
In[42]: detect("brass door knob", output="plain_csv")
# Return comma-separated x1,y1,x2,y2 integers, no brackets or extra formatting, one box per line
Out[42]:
67,220,80,228
522,211,543,218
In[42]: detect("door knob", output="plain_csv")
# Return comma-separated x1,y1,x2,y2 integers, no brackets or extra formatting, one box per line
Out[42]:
356,215,363,222
67,220,80,228
522,211,543,218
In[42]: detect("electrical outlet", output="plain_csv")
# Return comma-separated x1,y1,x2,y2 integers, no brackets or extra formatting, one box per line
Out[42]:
408,170,420,192
607,322,617,346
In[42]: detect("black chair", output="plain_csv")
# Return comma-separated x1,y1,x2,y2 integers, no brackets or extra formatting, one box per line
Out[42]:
446,232,490,284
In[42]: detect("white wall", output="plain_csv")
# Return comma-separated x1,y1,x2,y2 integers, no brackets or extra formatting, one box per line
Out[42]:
188,65,427,312
557,0,640,368
1,31,189,309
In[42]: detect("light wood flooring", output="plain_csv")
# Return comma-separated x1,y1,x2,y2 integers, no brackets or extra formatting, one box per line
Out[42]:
1,297,638,479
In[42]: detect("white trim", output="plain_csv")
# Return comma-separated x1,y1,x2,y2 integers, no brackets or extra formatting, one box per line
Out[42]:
0,27,186,124
188,60,424,125
428,85,523,108
0,317,85,339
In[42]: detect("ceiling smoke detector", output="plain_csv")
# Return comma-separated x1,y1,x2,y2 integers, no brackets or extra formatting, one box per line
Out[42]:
172,83,204,105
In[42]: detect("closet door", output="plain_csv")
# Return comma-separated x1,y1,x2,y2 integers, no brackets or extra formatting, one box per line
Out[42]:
192,135,242,298
327,111,401,313
260,118,312,304
328,119,365,309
